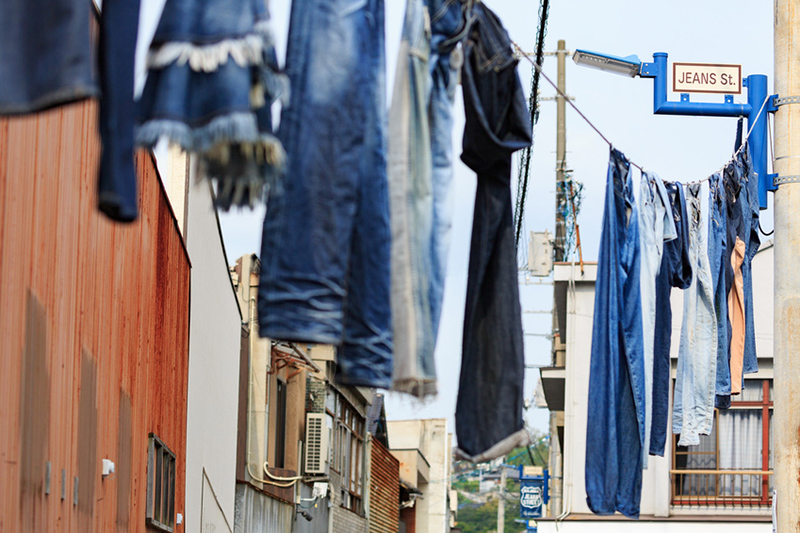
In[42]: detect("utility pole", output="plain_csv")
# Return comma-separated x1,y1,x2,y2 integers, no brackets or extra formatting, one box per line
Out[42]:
773,1,800,530
554,39,568,262
497,461,507,533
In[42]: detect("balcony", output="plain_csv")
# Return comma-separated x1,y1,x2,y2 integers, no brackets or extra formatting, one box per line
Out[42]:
671,469,773,508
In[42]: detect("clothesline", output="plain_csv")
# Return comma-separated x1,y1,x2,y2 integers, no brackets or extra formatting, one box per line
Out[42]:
510,40,773,186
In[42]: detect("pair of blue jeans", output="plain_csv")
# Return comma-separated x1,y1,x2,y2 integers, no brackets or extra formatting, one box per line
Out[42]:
708,172,731,409
388,0,466,397
650,181,692,456
740,145,760,375
0,0,97,114
454,2,532,462
585,149,645,518
638,172,676,466
673,183,717,447
258,0,392,388
0,0,141,223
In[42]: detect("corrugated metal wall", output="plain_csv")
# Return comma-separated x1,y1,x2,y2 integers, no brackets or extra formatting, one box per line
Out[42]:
0,100,191,532
369,440,400,533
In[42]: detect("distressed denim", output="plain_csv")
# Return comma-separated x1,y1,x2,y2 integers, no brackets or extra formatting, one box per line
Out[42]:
585,149,644,518
258,0,392,388
673,183,717,447
389,0,465,397
708,172,731,408
455,3,532,462
741,146,760,375
638,172,676,467
0,0,98,114
97,0,142,222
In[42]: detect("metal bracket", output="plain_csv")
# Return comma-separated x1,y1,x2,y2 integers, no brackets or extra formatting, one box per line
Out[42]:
772,173,800,186
773,95,800,107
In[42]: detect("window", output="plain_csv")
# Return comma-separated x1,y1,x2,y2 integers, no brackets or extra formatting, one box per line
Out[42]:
274,379,287,468
327,391,365,514
672,379,773,507
146,434,176,531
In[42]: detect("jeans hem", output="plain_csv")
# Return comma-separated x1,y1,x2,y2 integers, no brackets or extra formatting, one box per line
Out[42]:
454,428,531,463
258,328,341,347
335,374,391,390
392,378,437,398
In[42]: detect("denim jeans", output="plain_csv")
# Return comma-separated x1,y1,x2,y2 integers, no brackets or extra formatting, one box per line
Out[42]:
0,0,98,114
585,149,644,518
638,172,676,467
708,172,731,408
741,146,760,375
650,181,692,456
97,0,142,223
454,2,532,462
258,0,392,388
673,183,717,447
428,0,465,342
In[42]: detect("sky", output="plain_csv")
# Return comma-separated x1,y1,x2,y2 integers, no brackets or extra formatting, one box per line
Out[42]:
138,0,776,438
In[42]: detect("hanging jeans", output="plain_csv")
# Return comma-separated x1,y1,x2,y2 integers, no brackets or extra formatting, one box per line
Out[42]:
638,173,676,466
650,181,692,456
585,149,645,518
0,0,97,114
388,0,464,397
258,0,392,388
741,146,760,375
673,183,717,447
454,2,532,462
708,172,731,409
97,0,142,222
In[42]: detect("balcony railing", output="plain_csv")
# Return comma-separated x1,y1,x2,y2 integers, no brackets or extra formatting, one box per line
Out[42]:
670,469,773,508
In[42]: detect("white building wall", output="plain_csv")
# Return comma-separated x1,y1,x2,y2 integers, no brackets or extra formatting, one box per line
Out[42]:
184,168,242,533
549,242,775,531
388,419,452,533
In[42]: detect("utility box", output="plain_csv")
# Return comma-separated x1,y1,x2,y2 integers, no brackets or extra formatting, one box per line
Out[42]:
528,230,554,276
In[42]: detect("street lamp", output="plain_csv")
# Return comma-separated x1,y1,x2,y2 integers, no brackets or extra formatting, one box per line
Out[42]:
572,49,642,78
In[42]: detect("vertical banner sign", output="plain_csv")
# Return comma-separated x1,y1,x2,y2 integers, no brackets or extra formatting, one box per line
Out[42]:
519,478,544,518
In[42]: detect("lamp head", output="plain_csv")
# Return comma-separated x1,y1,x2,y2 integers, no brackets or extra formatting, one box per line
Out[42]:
572,49,642,77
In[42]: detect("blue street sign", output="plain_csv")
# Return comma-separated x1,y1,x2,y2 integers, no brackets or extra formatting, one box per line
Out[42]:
520,478,545,518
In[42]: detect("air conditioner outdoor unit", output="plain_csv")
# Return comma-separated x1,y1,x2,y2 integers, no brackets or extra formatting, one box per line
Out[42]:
304,413,329,475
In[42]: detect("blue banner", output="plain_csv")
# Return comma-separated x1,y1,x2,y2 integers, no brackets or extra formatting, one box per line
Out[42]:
519,478,544,518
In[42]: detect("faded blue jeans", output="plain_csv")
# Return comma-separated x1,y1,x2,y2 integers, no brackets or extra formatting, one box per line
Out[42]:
585,149,644,519
650,181,692,456
258,0,392,388
638,172,676,467
708,172,731,407
673,183,717,447
389,0,465,397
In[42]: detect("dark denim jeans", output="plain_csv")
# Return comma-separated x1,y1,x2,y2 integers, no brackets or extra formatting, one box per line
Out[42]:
454,2,532,462
585,148,644,518
650,181,692,456
258,0,392,389
708,172,731,409
0,0,98,114
97,0,142,223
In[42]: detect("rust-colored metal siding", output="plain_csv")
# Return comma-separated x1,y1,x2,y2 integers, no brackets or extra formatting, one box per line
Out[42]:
369,439,400,533
0,100,191,532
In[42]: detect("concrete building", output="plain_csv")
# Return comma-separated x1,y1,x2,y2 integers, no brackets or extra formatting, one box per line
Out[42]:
388,419,456,533
538,242,775,532
180,150,243,533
